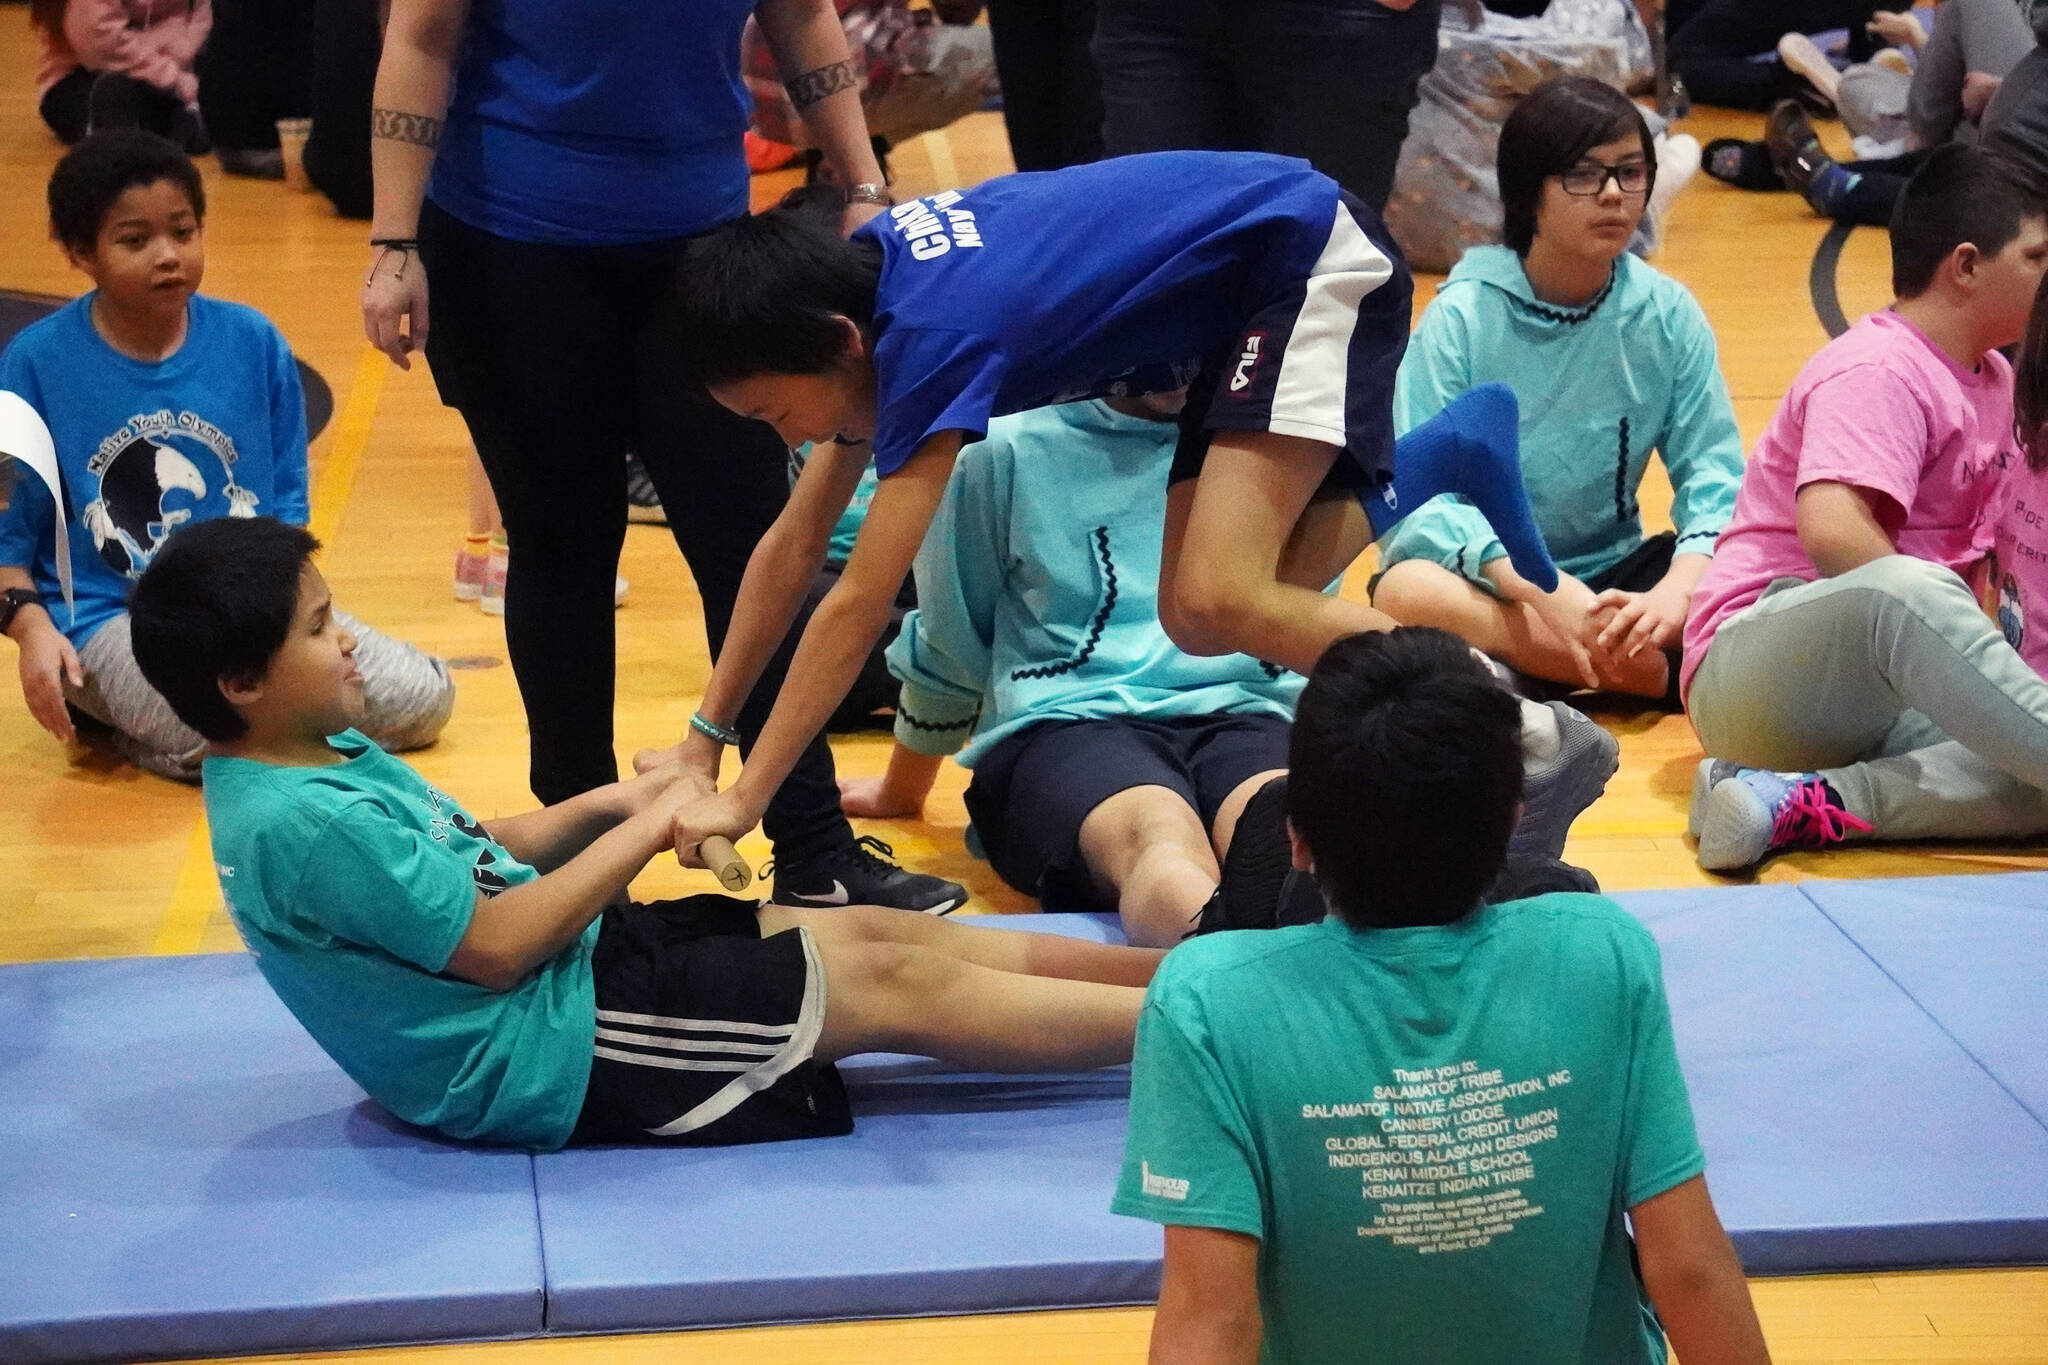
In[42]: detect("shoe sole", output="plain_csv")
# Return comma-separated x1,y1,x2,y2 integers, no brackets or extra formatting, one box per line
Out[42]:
480,597,505,617
453,584,482,602
1513,705,1621,863
1777,34,1841,107
768,891,965,916
1687,756,1717,840
1696,777,1774,873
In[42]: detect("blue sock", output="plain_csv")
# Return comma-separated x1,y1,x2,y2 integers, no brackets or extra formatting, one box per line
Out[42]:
1361,383,1558,591
1806,164,1858,219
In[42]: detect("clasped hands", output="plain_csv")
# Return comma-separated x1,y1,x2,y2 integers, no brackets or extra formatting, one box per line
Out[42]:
629,737,759,869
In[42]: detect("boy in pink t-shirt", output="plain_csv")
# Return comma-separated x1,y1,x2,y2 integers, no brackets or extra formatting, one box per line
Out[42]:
1686,145,2048,871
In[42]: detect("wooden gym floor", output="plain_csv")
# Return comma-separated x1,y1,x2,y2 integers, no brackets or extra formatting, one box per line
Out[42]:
1,9,2042,1360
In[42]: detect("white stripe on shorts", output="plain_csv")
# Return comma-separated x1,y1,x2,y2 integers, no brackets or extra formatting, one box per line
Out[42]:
594,1026,785,1057
596,1007,796,1038
1266,202,1395,447
641,926,831,1138
592,1046,754,1073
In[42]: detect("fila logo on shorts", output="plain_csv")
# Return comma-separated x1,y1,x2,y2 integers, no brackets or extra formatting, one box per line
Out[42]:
1229,333,1266,393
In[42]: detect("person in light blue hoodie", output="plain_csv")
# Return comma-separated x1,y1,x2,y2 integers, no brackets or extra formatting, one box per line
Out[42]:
1372,77,1745,708
836,393,1301,948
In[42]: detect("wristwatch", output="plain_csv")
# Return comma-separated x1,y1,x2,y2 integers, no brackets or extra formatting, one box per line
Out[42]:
0,586,46,637
846,182,893,207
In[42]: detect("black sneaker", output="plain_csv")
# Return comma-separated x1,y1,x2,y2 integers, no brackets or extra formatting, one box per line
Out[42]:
625,453,666,525
769,835,968,915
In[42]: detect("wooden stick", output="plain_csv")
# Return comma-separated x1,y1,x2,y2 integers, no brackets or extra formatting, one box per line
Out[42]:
701,835,752,892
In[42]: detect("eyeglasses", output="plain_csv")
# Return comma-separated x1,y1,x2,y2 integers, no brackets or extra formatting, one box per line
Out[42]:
1557,161,1652,196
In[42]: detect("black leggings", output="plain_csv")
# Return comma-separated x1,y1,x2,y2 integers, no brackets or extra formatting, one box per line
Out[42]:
986,0,1104,172
1671,0,1880,111
417,201,854,863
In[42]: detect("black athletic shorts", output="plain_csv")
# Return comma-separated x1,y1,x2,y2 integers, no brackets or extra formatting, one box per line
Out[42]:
1168,190,1411,495
964,714,1292,910
568,896,852,1147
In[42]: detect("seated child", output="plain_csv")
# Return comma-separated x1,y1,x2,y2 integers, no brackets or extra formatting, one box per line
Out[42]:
126,516,1164,1149
838,392,1299,948
0,131,453,781
31,0,211,151
1115,627,1771,1365
651,153,1612,874
1375,77,1745,707
1687,144,2048,871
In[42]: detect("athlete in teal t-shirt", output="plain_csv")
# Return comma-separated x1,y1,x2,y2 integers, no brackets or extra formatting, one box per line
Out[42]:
127,517,1171,1151
1115,627,1771,1365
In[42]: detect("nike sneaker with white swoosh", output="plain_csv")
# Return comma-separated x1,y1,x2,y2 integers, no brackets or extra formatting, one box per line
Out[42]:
768,835,968,915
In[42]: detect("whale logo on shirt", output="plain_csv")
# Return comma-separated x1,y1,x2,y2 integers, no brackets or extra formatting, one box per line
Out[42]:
81,422,258,578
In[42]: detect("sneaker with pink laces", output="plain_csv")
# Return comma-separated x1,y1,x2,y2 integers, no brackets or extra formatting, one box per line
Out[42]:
1695,767,1872,871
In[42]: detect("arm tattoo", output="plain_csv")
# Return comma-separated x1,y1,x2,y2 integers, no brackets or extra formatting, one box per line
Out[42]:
372,107,444,149
784,58,861,111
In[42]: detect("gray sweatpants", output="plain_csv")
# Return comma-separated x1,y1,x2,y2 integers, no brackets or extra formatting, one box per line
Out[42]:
1842,0,2036,146
1687,555,2048,842
66,610,456,782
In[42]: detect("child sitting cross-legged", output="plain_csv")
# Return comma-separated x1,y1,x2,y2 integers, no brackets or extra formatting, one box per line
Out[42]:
0,130,453,781
1373,77,1746,708
1116,627,1772,1365
128,516,1161,1150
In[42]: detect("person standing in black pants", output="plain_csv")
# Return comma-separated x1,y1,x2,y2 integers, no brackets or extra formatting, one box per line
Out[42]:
1669,0,1882,111
1091,0,1443,211
362,0,967,915
937,0,1104,171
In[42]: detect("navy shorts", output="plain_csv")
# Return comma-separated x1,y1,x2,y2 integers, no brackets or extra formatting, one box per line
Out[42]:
1170,190,1412,495
964,714,1292,910
569,896,852,1147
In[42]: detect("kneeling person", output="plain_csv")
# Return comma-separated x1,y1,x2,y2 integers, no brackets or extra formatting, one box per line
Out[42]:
129,518,1161,1150
1118,628,1771,1364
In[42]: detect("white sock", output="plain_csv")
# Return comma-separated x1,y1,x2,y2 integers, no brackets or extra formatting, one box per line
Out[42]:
1520,698,1560,769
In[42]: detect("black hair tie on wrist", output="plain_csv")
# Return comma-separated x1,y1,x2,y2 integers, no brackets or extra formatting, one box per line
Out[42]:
369,238,420,251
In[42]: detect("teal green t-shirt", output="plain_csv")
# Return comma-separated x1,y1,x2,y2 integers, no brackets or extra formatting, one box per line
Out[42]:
202,732,599,1149
1114,896,1704,1365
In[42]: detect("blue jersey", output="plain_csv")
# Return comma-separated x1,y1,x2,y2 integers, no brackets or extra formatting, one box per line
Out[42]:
855,151,1380,474
0,295,309,648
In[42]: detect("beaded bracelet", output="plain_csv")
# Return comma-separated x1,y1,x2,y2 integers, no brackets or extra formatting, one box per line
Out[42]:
691,711,742,747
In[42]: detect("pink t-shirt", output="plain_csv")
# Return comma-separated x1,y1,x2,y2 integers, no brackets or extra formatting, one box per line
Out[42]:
1988,455,2048,678
1682,309,2014,696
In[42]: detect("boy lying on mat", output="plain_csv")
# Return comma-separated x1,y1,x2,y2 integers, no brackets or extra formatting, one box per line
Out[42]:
127,517,1160,1149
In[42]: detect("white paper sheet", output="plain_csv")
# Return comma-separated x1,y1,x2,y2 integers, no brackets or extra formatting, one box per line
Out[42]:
0,390,74,625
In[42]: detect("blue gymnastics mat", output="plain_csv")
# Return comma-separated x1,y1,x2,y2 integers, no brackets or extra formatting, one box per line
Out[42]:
2,889,2045,1360
0,954,545,1364
1620,884,2048,1273
1800,872,2048,1129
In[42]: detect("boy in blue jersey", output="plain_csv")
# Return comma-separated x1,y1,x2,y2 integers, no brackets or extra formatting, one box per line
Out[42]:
124,516,1163,1150
0,131,452,781
1116,627,1771,1365
652,153,1613,877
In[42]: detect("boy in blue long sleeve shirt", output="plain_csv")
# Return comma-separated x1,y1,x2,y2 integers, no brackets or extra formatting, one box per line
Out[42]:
0,132,452,780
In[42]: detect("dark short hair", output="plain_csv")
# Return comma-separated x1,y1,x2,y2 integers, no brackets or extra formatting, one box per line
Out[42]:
2019,270,2048,472
1287,629,1524,929
130,518,320,742
1890,143,2044,298
1497,75,1655,256
48,129,207,254
673,187,883,388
